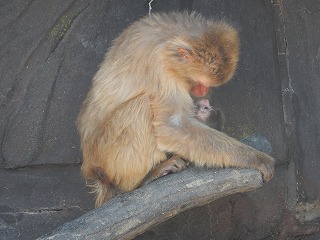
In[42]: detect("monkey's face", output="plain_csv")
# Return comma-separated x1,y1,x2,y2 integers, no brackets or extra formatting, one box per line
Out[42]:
176,48,237,98
172,48,217,97
190,32,239,94
177,22,239,97
166,22,239,98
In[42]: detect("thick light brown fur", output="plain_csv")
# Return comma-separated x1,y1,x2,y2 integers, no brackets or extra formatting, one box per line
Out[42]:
77,12,275,207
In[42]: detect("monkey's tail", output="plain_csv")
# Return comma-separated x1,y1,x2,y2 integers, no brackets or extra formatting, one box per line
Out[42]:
88,180,113,207
85,166,114,207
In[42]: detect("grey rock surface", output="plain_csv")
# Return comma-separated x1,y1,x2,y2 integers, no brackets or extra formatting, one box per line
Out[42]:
0,165,93,240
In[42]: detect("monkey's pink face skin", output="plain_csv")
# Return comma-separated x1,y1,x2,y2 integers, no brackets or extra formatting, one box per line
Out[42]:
191,83,209,97
190,75,216,97
196,99,213,122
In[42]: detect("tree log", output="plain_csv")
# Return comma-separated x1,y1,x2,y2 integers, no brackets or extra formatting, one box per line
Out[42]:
39,167,263,240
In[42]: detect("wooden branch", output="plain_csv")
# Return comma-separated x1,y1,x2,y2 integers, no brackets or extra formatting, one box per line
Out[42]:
39,167,263,240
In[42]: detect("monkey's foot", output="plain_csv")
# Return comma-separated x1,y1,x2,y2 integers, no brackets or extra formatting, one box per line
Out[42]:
140,156,189,187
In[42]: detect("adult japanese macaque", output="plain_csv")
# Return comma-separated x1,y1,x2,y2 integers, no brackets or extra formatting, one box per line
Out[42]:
77,12,275,207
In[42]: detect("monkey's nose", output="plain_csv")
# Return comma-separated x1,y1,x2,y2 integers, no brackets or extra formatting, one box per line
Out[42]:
202,99,209,105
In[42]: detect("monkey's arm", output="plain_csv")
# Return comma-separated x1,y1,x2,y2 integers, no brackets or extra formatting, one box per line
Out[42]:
154,114,274,182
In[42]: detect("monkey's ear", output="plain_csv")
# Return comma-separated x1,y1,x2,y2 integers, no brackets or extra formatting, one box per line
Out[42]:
177,48,192,60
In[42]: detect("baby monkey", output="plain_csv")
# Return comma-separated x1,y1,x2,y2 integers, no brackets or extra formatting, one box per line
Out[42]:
78,12,275,207
196,98,213,122
196,98,225,131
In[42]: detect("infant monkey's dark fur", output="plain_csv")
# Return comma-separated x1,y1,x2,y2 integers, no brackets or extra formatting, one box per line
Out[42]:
77,12,275,207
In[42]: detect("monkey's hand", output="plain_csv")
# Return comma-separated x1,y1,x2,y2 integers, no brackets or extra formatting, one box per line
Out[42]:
255,151,275,182
240,134,275,182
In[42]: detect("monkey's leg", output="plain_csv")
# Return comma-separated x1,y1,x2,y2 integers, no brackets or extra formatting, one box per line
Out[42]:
82,94,167,207
155,115,275,182
140,155,189,187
